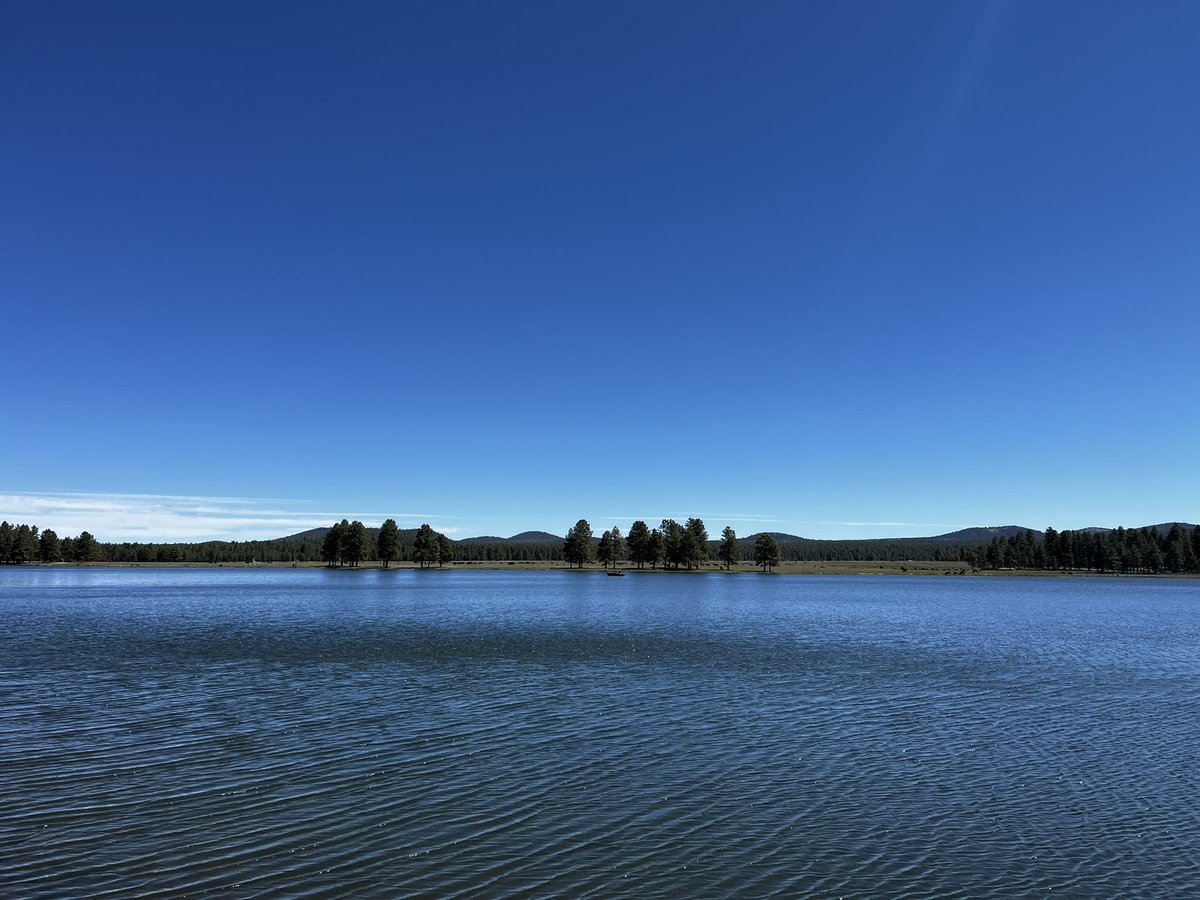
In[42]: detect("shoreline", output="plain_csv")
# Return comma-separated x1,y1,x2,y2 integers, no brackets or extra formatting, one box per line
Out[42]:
14,560,1195,578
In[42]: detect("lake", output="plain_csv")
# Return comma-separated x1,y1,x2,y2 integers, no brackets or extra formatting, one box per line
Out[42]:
2,568,1197,897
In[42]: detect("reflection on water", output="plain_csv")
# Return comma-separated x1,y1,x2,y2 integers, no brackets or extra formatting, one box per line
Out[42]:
2,569,1197,896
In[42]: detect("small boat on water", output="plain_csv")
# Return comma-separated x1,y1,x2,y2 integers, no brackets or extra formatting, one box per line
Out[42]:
607,570,625,576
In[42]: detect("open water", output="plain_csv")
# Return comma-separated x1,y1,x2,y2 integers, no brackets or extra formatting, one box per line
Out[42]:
1,568,1197,897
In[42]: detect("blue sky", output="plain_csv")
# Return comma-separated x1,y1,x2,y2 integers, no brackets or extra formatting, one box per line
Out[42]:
3,1,1197,542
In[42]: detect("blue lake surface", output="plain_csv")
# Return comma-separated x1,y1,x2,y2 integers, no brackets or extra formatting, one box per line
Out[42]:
1,568,1197,897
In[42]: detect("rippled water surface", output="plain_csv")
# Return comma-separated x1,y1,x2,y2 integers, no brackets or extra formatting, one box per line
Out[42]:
2,568,1198,897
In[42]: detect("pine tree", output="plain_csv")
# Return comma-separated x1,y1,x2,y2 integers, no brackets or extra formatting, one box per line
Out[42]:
661,519,685,569
626,520,651,569
609,526,625,567
563,519,595,568
647,528,664,569
718,526,740,570
74,531,99,563
412,524,438,568
596,526,626,569
684,518,708,569
437,532,453,567
597,529,615,568
376,519,400,568
754,533,781,572
39,529,61,563
321,521,345,567
343,520,369,567
0,521,13,564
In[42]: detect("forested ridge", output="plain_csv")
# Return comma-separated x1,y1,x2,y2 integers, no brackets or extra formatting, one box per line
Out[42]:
966,523,1200,574
1,517,1196,573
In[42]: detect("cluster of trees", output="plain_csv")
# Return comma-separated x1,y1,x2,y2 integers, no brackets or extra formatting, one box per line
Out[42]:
320,519,452,568
9,512,1194,576
107,536,323,564
967,524,1200,574
0,522,100,564
451,539,562,562
497,531,973,566
764,538,968,563
2,520,328,565
564,519,783,571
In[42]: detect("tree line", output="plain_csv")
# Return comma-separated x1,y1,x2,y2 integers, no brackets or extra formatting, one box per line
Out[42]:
0,516,987,571
0,519,454,567
319,519,453,568
0,522,100,564
5,515,1195,574
967,524,1200,574
563,519,783,571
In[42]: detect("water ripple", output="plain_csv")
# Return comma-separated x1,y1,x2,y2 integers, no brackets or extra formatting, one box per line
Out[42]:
2,570,1198,897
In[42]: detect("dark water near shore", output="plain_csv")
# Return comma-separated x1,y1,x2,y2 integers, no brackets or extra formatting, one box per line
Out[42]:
2,569,1197,897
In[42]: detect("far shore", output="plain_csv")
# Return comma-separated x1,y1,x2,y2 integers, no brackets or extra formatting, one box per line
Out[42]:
21,560,1195,578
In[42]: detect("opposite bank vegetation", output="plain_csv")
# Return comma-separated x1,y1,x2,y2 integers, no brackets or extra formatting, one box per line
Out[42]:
2,517,1199,575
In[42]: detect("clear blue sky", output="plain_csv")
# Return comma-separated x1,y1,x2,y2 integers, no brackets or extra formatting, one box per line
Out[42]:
3,1,1197,542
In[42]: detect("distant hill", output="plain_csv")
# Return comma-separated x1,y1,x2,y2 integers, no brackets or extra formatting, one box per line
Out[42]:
286,527,564,544
277,523,1195,562
1078,522,1198,536
445,531,564,545
508,530,563,542
282,527,333,542
738,528,1028,548
926,526,1033,543
281,525,419,542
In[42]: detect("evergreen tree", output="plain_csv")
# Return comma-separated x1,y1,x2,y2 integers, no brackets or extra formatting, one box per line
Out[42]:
321,521,345,567
754,533,781,572
12,524,37,564
647,527,664,569
0,521,13,564
626,520,651,569
661,519,685,569
39,529,61,563
1139,528,1164,573
437,532,453,567
684,518,708,569
1044,527,1059,569
74,531,99,562
563,519,595,568
376,519,401,568
1184,526,1199,572
343,520,369,567
597,529,615,568
1165,523,1188,573
596,526,625,569
610,526,625,566
718,526,740,570
412,523,439,568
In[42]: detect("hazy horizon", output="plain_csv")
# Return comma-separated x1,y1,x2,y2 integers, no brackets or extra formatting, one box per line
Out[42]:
0,489,1192,545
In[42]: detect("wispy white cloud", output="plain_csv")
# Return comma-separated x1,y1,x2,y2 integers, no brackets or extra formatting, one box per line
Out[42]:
0,491,451,542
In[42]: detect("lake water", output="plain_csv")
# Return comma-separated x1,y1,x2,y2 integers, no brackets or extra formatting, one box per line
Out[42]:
2,568,1197,897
